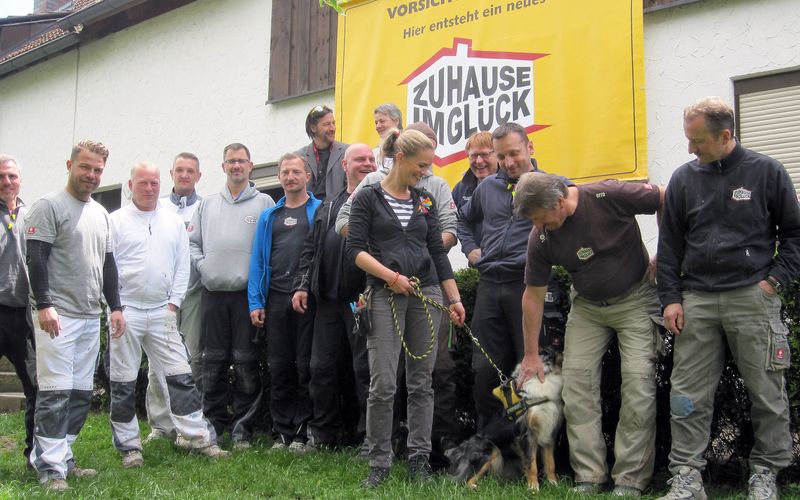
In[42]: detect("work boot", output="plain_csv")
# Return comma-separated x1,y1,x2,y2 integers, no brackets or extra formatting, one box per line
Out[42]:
42,476,69,492
613,485,642,497
748,465,778,500
122,450,144,469
572,482,603,494
195,444,231,459
656,466,706,500
408,455,433,482
68,464,98,479
361,466,390,489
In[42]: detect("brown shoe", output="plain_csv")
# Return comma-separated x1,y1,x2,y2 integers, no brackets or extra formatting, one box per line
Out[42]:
42,477,69,492
69,465,98,478
122,450,144,468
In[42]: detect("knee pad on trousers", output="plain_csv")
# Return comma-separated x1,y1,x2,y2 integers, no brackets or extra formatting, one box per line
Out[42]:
166,373,202,416
110,381,137,423
33,390,70,438
233,362,260,395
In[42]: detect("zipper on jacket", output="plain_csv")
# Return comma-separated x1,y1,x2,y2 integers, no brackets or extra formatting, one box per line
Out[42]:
704,161,724,288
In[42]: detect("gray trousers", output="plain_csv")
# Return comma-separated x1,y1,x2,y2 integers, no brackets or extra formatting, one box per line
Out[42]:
366,286,441,468
668,283,792,474
563,278,660,490
146,286,204,434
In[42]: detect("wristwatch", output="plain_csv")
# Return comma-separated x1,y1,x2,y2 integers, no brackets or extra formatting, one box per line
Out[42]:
766,275,782,293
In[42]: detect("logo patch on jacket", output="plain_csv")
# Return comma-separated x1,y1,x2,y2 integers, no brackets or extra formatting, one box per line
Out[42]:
418,196,433,214
244,215,257,224
732,187,751,201
576,247,594,261
26,226,36,235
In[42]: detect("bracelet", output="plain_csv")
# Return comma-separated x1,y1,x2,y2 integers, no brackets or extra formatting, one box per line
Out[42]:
387,272,400,288
449,298,461,305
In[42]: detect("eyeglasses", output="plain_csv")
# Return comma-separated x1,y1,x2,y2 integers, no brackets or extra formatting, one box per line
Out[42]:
468,152,495,161
224,159,250,165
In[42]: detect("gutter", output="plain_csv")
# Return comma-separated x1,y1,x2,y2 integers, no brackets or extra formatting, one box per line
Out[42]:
56,0,148,30
0,32,81,77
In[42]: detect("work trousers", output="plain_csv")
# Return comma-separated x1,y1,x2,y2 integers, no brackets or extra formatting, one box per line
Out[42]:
267,290,314,443
202,289,263,444
470,279,526,431
308,299,369,446
431,285,458,448
29,315,99,481
668,283,792,475
563,278,660,490
110,306,211,452
0,304,37,459
146,286,204,435
365,286,441,468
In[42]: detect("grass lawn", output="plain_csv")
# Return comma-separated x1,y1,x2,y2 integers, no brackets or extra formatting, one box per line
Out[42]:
0,411,797,499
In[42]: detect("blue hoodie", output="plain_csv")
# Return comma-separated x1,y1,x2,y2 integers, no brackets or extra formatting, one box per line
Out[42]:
248,193,322,312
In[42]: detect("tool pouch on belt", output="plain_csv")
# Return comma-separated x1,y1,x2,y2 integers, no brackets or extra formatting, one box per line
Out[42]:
352,286,373,337
492,381,527,421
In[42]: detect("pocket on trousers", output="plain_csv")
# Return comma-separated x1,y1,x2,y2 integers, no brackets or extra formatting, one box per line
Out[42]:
165,308,179,335
766,318,791,371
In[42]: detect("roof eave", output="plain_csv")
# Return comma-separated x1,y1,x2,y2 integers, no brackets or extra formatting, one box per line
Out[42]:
0,32,81,78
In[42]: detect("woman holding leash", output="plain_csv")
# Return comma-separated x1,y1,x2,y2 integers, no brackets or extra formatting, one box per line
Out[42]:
346,128,466,488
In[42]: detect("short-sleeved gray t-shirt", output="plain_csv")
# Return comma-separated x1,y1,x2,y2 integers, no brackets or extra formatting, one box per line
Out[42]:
24,190,112,318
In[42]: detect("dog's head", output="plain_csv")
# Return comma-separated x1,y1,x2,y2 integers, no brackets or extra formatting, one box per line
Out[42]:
445,434,497,482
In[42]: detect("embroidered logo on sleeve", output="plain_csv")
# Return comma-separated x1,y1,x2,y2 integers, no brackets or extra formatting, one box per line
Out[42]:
576,247,594,261
26,226,36,235
732,187,752,201
596,192,606,198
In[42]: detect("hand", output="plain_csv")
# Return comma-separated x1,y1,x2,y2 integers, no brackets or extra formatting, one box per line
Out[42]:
647,255,657,286
167,303,179,313
516,353,545,387
663,303,684,335
448,302,466,327
388,274,414,295
467,248,482,266
292,291,309,314
109,310,126,338
38,307,61,339
758,279,777,296
250,309,265,328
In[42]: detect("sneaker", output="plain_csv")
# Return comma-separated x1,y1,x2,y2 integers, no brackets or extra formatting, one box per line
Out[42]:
748,465,778,500
288,440,308,454
122,450,144,469
195,444,231,459
68,465,98,479
232,440,251,450
408,455,433,482
613,485,642,497
42,477,69,492
271,441,287,450
572,482,603,494
656,466,706,500
361,466,391,489
143,428,170,444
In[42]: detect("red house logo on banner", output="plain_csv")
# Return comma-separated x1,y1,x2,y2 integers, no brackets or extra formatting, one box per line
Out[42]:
400,38,549,167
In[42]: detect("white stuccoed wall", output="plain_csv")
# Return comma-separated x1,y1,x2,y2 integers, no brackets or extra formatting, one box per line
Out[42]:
1,0,799,266
0,0,332,202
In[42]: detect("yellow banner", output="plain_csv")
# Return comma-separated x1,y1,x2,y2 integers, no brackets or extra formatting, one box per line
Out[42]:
335,0,647,186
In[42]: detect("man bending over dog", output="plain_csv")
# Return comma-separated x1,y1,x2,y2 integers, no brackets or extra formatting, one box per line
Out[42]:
515,172,663,497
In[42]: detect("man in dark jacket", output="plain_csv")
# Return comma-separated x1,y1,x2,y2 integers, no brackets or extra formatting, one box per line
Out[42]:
657,97,800,500
458,122,568,431
291,144,376,450
294,105,349,201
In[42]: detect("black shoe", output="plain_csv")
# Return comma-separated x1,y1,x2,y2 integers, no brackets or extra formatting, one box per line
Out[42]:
408,455,433,482
361,466,390,489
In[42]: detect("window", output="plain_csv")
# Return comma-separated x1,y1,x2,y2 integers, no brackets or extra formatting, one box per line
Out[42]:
268,0,337,103
252,162,282,201
91,185,122,213
735,69,800,195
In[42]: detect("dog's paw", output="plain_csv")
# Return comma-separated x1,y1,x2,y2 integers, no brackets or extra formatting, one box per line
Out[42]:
527,480,540,492
466,479,478,490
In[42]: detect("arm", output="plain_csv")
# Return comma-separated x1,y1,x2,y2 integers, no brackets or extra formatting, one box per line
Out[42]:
767,165,800,287
657,177,686,334
103,252,126,338
188,202,204,275
440,278,465,326
248,211,268,326
431,178,458,251
292,206,323,314
516,285,547,386
170,222,191,310
457,194,482,264
26,239,61,338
